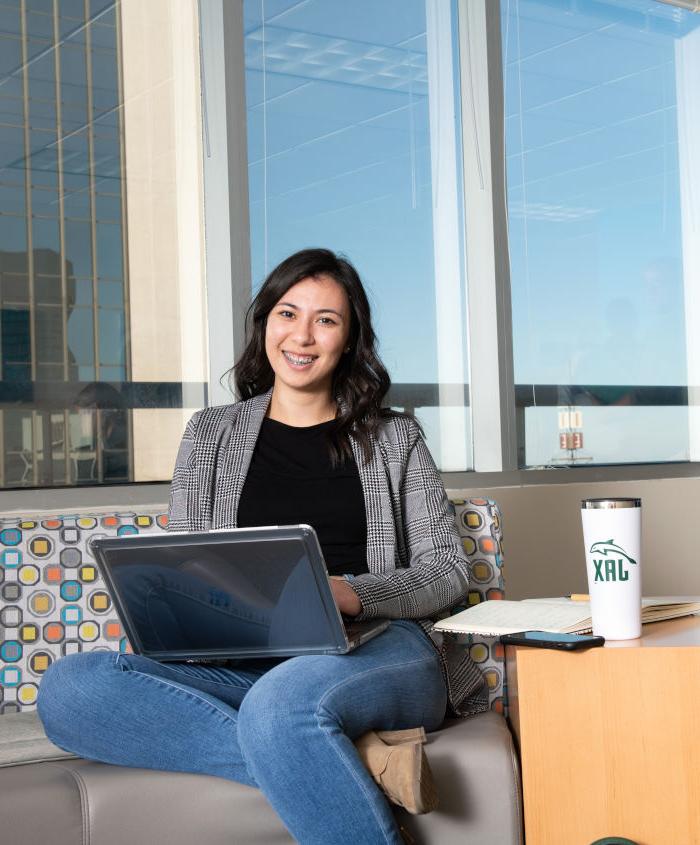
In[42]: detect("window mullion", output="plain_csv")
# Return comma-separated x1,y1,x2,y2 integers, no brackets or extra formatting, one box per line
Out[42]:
199,0,251,407
457,0,517,472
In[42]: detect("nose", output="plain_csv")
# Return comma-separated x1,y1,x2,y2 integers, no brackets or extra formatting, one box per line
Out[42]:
291,316,315,345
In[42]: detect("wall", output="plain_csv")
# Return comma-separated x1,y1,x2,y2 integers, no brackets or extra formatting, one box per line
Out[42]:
450,476,700,600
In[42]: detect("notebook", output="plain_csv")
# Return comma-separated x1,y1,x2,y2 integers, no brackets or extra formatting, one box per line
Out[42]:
91,525,389,661
433,596,700,637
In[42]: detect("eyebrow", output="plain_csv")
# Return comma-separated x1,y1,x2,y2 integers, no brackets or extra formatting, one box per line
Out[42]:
278,301,345,319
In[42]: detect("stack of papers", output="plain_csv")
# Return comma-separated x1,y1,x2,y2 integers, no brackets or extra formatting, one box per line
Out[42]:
433,597,700,637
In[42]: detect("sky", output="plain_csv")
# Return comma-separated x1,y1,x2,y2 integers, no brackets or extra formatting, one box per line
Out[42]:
244,0,700,468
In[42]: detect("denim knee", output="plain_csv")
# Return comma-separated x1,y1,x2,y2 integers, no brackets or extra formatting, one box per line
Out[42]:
37,651,119,743
237,664,307,756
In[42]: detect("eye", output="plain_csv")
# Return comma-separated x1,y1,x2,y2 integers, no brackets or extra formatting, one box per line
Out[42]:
318,316,336,325
278,310,295,319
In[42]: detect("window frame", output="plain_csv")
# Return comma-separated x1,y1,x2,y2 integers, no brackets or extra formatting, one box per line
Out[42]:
3,0,700,512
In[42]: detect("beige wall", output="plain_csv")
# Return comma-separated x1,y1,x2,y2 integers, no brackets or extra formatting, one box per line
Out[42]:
449,475,700,600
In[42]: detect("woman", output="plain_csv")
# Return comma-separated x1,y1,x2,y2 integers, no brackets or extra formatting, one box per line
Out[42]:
38,249,486,845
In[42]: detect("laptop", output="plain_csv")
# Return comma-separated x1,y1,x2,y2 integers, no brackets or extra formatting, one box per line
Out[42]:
91,524,389,662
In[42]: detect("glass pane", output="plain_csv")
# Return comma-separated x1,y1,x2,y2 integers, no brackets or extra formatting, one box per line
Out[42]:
91,47,118,112
36,304,64,363
0,35,21,77
97,278,122,307
1,307,31,380
63,189,91,218
67,305,94,366
98,307,124,365
0,1,207,489
64,219,92,276
95,222,122,278
26,10,53,38
0,125,24,173
0,215,27,254
0,183,25,215
59,0,84,21
32,217,60,252
31,186,59,215
0,7,21,37
94,192,120,221
1,273,29,303
35,275,62,304
502,0,700,467
244,0,471,470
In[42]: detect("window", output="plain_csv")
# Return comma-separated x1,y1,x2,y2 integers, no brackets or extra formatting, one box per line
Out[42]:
243,0,473,470
503,0,700,467
0,0,207,488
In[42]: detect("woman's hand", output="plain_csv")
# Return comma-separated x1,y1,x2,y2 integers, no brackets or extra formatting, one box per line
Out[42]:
329,576,362,617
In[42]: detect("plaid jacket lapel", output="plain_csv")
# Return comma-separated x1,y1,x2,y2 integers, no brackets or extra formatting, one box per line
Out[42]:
211,390,272,529
349,433,396,574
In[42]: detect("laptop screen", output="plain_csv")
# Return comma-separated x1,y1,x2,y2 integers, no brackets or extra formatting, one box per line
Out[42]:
93,529,347,659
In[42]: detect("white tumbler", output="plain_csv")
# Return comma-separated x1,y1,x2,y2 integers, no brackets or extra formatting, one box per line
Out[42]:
580,498,642,640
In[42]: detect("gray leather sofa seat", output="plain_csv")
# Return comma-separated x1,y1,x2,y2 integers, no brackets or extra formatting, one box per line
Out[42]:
0,710,522,845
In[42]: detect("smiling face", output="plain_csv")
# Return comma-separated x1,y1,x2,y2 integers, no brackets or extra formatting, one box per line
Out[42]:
264,274,351,403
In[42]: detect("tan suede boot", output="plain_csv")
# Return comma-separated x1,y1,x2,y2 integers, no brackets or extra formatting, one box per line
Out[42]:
354,730,438,815
375,727,427,746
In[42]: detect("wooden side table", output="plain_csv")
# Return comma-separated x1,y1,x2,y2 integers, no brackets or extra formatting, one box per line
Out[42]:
505,615,700,845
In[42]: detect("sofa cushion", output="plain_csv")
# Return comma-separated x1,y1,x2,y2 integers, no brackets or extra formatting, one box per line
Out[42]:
0,710,521,845
0,709,75,767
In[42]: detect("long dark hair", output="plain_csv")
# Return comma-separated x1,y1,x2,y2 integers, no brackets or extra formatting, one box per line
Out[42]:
231,248,414,465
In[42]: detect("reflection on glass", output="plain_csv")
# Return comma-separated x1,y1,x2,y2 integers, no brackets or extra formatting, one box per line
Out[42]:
36,304,63,363
64,219,92,276
502,0,699,467
32,217,60,251
1,274,29,304
98,278,122,307
243,0,471,470
31,187,58,215
1,125,24,169
1,308,31,381
0,1,206,488
0,185,25,215
96,222,121,277
0,216,26,253
98,307,124,365
35,275,62,304
94,192,120,221
67,305,94,367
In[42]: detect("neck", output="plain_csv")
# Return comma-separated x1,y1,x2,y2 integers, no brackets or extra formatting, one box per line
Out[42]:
267,387,337,427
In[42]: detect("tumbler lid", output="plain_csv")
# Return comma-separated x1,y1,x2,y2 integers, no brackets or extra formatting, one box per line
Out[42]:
581,498,641,509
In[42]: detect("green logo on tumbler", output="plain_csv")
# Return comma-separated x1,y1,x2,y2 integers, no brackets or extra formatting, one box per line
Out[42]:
590,539,637,583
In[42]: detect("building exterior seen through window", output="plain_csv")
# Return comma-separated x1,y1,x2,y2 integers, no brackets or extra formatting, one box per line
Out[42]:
0,0,207,489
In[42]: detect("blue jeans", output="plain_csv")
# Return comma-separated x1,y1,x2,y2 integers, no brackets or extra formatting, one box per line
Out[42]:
37,620,447,845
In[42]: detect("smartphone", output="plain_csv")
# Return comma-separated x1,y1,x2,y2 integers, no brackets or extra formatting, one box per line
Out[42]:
500,631,605,650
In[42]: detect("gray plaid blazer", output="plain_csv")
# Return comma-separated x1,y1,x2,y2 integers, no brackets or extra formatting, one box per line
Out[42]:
168,390,488,717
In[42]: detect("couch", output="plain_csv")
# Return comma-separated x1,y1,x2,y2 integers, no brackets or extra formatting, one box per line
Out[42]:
0,499,522,844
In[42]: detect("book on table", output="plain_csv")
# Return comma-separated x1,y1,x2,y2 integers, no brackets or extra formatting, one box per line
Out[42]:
432,596,700,637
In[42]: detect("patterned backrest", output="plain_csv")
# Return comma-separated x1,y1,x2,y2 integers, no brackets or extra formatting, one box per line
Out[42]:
448,498,506,715
0,497,506,714
0,511,168,713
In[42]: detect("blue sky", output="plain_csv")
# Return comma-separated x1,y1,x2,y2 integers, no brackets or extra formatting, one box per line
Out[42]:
243,0,700,466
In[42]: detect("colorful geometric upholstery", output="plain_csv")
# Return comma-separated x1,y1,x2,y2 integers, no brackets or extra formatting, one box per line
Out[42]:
448,498,506,715
0,498,506,714
0,511,168,712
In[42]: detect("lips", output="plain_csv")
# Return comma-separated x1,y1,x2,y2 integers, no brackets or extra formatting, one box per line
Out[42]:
283,350,317,368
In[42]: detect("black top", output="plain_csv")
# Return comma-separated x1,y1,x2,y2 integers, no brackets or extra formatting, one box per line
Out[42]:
237,417,368,577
